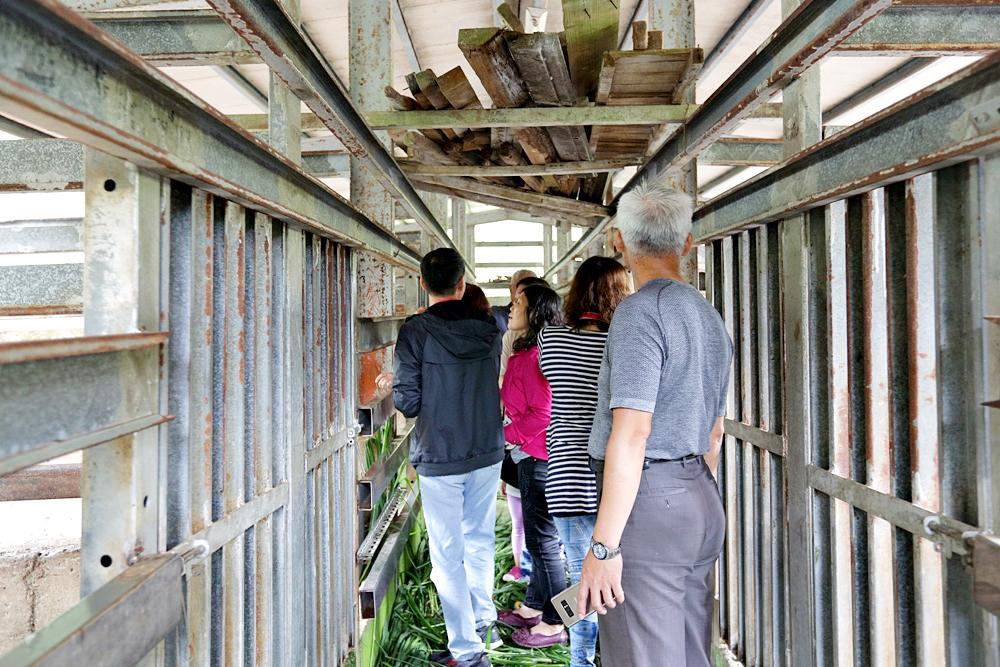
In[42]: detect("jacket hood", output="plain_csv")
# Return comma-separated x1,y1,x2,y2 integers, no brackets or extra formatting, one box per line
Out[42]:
422,313,500,360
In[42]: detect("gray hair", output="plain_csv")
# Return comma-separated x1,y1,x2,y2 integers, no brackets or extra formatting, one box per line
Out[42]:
510,268,537,288
615,180,693,256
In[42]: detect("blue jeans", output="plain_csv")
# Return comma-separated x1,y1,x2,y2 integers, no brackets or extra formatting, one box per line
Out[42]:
420,462,502,661
554,515,599,667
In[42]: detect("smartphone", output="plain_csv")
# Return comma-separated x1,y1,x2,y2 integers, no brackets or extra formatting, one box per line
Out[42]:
551,583,596,628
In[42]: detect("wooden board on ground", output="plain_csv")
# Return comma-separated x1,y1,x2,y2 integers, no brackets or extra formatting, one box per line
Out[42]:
591,47,703,160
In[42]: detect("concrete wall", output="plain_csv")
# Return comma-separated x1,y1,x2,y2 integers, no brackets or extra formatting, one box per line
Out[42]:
0,544,80,653
0,497,82,654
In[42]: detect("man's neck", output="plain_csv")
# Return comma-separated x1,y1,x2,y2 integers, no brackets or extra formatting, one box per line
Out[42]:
630,253,685,290
428,294,460,306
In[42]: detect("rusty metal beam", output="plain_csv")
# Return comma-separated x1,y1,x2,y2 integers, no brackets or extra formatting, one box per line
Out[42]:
545,0,894,280
88,10,258,65
203,0,466,269
693,54,1000,241
0,1,421,270
0,463,81,501
839,5,1000,55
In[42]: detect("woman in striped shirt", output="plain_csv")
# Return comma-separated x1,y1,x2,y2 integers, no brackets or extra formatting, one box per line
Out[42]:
537,257,631,667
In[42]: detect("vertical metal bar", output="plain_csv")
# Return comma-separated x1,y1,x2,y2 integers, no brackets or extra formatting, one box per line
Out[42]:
753,227,775,667
904,173,946,667
977,154,1000,663
270,223,290,667
738,231,758,665
268,0,301,162
252,212,275,666
720,235,742,655
860,189,897,667
187,191,213,667
781,214,815,667
222,200,248,667
80,149,163,595
283,228,307,667
826,199,856,667
934,162,984,666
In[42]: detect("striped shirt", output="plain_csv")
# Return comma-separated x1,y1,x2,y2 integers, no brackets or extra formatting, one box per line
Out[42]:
537,325,608,516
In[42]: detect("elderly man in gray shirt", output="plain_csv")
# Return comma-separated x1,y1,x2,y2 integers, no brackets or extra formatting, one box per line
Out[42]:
576,180,733,667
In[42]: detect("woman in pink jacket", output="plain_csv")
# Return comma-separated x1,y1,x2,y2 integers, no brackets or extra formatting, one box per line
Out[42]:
498,284,568,649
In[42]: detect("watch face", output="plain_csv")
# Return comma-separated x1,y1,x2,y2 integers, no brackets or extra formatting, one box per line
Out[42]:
593,542,608,560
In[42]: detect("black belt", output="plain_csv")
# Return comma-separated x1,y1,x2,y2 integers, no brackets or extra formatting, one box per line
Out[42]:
590,453,701,473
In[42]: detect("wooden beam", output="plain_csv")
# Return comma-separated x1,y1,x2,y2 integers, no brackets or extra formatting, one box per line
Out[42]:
458,28,529,108
414,175,608,218
231,103,784,131
400,158,639,177
414,180,600,224
562,0,621,100
507,32,576,106
632,21,648,50
497,1,525,31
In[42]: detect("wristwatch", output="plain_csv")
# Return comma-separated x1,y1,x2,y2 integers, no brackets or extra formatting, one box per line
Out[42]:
590,538,621,561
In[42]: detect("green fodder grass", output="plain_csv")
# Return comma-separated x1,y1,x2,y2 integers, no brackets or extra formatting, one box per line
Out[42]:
376,500,571,666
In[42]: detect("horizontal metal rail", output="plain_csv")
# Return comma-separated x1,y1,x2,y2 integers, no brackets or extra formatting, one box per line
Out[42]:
359,489,421,619
0,554,183,667
202,0,468,272
808,465,978,558
0,1,421,271
357,427,412,511
0,333,167,476
723,419,785,457
0,463,81,501
356,317,403,355
693,52,1000,241
545,0,892,280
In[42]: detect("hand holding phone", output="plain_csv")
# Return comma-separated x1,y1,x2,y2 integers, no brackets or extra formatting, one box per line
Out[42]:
551,583,596,628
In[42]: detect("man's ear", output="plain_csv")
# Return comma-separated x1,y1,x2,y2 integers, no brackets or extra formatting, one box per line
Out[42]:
455,276,467,298
419,276,428,292
681,233,694,257
612,228,625,254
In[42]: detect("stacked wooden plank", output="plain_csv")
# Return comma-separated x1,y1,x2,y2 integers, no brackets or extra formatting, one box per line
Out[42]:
590,24,704,159
383,11,701,221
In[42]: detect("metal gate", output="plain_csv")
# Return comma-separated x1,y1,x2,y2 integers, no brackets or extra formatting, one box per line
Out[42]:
700,55,1000,667
0,2,425,664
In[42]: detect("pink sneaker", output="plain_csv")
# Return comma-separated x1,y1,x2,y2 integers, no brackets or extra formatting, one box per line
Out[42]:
502,566,526,583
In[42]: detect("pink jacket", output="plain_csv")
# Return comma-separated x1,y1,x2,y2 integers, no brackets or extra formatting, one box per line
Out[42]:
500,346,551,461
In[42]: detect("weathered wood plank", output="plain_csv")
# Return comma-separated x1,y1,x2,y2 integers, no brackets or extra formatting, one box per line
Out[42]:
506,32,576,106
497,1,524,32
496,142,547,192
414,69,468,136
458,27,529,108
436,67,483,110
415,175,606,217
632,21,648,50
562,0,621,100
648,30,663,49
401,157,638,177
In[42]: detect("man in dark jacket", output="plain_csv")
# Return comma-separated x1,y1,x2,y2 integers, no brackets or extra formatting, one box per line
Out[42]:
393,248,504,667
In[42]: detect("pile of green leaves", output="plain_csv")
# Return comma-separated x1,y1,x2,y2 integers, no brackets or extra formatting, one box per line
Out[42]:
376,501,571,666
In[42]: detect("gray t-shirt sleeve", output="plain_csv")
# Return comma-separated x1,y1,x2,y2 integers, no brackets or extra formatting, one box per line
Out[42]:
607,297,665,414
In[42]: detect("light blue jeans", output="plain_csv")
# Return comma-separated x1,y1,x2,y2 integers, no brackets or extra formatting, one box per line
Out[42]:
554,514,599,667
420,462,502,661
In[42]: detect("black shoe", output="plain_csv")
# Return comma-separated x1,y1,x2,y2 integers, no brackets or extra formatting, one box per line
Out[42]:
429,649,453,665
454,653,491,667
477,623,503,650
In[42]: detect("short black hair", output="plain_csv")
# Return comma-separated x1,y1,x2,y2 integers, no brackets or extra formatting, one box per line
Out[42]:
515,276,549,291
420,248,464,296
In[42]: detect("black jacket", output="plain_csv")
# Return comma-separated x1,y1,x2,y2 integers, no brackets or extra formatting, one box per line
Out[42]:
393,300,505,476
491,303,511,334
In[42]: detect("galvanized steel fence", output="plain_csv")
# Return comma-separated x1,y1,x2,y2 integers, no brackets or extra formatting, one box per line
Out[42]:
704,155,1000,666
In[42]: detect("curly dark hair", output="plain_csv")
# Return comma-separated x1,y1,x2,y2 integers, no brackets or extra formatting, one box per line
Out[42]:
513,284,563,352
564,256,630,331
